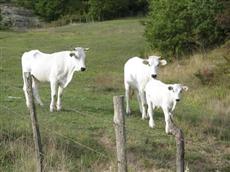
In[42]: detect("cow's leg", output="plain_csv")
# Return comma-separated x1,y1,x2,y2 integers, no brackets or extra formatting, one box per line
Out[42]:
125,82,131,115
147,101,155,128
162,107,171,134
22,73,29,107
136,91,143,114
56,86,64,111
140,91,148,119
32,77,43,106
50,81,58,112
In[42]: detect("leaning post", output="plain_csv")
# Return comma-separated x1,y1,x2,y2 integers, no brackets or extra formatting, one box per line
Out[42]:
168,116,185,172
113,95,128,172
24,72,43,172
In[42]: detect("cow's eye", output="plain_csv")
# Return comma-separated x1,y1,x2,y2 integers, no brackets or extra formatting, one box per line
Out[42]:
168,86,173,91
70,53,75,57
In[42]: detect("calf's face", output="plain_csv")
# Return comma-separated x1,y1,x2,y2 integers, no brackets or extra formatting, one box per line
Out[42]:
168,84,188,102
70,47,89,72
143,56,167,78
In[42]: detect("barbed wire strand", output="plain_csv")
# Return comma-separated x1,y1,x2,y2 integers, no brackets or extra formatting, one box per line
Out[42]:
0,84,178,141
0,104,112,159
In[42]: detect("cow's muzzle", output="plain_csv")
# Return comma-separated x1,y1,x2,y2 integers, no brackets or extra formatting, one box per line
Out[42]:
151,74,157,79
81,67,86,71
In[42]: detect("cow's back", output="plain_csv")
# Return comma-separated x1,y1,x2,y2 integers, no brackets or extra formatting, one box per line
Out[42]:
145,79,169,105
21,50,54,82
124,57,150,90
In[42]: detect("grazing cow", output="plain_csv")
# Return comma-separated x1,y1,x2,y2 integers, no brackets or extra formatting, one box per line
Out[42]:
124,56,167,119
145,79,188,133
21,47,88,112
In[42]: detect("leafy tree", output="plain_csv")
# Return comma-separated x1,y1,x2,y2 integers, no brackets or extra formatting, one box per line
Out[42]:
15,0,35,9
13,0,149,22
128,0,149,16
88,0,129,21
145,0,227,58
34,0,66,21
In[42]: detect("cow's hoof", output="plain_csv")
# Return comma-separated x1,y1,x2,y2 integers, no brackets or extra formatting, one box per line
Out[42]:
57,107,62,112
50,107,55,112
149,121,155,128
126,110,131,116
165,129,170,134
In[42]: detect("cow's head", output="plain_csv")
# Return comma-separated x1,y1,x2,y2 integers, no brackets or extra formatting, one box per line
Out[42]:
168,84,188,102
70,47,89,72
142,55,167,78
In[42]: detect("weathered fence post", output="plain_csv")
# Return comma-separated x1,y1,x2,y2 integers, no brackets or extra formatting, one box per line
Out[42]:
25,72,43,172
168,116,185,172
113,96,128,172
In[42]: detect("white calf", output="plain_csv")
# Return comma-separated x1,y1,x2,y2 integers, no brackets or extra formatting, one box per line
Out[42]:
145,79,188,134
21,47,88,112
124,56,167,119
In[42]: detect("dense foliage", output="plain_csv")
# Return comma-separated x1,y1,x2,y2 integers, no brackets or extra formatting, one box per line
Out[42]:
145,0,229,58
13,0,148,22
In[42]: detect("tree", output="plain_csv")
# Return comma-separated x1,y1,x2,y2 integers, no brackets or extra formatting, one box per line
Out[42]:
34,0,66,21
145,0,227,58
88,0,129,21
13,0,149,22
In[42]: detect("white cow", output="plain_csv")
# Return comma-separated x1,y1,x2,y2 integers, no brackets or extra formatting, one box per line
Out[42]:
21,47,88,112
145,79,188,134
124,56,167,119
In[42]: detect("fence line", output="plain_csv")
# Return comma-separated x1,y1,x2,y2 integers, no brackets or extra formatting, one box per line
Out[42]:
0,104,112,160
1,87,188,171
1,81,174,133
1,86,183,142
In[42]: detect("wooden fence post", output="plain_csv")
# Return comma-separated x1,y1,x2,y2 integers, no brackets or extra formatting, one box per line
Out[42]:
113,96,128,172
24,72,43,172
168,116,185,172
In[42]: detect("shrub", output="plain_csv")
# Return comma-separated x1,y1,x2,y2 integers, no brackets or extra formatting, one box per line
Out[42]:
87,0,129,21
145,0,228,59
14,0,149,22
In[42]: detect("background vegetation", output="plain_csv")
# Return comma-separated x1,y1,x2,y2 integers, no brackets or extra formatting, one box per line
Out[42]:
11,0,148,22
145,0,230,58
0,18,229,172
0,0,230,171
1,0,229,58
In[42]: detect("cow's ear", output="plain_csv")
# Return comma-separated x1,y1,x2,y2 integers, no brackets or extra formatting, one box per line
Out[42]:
143,60,150,65
168,86,173,91
182,86,188,91
84,48,90,51
160,59,167,66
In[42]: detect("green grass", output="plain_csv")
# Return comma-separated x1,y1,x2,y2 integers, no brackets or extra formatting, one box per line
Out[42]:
0,18,229,171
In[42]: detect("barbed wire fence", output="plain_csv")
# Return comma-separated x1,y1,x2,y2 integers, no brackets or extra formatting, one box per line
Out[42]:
0,46,186,171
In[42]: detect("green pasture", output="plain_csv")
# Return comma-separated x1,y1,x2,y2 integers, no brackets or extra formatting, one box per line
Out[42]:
0,19,229,171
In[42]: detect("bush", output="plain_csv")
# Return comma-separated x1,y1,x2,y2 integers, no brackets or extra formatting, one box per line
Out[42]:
34,0,66,21
145,0,228,59
14,0,149,22
87,0,129,21
15,0,34,9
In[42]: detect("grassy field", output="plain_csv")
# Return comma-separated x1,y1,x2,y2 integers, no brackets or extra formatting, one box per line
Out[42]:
0,18,229,172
